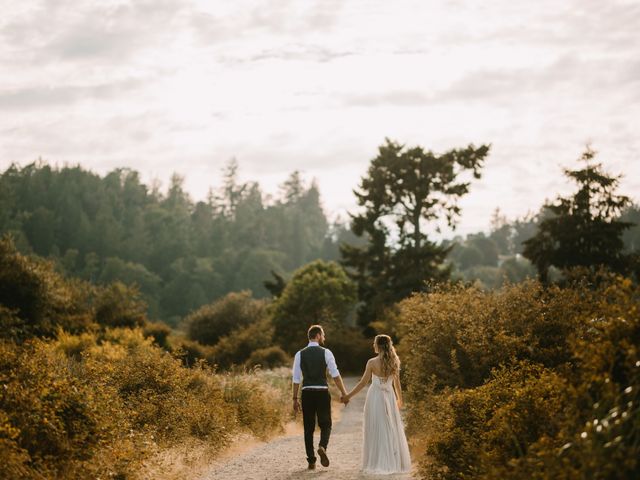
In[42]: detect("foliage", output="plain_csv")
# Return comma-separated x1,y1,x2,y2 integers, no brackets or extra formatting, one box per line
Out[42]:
94,281,147,328
0,239,293,479
263,270,287,298
245,346,290,369
0,338,136,479
0,235,94,341
341,138,489,326
399,272,640,479
0,329,292,480
169,336,215,368
207,318,275,369
221,369,289,439
0,161,340,324
270,260,357,353
323,325,375,374
183,291,267,346
446,225,537,288
143,321,173,350
523,146,635,282
427,362,572,479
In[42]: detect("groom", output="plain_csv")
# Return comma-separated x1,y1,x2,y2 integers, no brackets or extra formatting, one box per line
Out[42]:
292,324,349,470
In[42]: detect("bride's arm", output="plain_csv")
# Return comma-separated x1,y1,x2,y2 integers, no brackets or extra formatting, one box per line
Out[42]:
346,360,373,400
393,371,403,408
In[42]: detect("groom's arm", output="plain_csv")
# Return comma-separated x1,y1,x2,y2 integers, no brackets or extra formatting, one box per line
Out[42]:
292,351,302,413
332,375,348,399
292,382,301,413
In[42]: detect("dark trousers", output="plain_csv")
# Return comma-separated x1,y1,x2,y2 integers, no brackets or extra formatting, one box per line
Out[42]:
301,389,332,464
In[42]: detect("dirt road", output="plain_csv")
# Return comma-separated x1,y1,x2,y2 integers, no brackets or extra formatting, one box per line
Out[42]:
198,377,416,480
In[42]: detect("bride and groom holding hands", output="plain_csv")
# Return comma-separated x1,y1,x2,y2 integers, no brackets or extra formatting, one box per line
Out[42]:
291,324,411,474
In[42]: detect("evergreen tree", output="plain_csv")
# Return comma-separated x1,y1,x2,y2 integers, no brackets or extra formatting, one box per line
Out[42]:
341,138,489,326
523,146,635,282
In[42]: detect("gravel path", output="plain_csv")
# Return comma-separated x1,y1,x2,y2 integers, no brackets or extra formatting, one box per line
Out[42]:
199,378,416,480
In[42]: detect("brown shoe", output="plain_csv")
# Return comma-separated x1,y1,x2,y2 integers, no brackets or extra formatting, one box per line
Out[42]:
317,446,330,467
308,462,316,470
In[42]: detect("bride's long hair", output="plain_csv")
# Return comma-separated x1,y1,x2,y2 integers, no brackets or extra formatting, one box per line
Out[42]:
374,334,400,377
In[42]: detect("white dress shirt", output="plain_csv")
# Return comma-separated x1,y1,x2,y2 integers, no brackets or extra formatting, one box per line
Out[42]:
292,341,340,389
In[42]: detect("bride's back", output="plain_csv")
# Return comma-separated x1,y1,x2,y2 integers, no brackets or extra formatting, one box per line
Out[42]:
369,356,394,381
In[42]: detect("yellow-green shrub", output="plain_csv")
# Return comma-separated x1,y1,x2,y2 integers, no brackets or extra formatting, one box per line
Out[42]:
0,236,293,479
82,328,236,443
0,328,293,479
400,273,640,479
425,362,572,479
168,335,215,367
399,279,595,394
221,370,289,439
0,339,137,479
143,320,172,349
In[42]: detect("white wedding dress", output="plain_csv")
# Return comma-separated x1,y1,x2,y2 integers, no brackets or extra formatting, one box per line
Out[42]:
362,374,412,474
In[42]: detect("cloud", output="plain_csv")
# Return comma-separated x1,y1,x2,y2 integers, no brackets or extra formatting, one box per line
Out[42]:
0,78,145,109
188,0,345,46
341,90,431,107
247,45,354,64
1,0,192,64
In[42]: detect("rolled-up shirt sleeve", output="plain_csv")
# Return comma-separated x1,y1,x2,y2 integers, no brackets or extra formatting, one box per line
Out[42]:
325,349,340,378
292,351,302,384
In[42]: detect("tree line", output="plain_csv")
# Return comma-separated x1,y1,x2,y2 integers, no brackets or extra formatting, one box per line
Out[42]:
0,159,362,325
1,141,638,333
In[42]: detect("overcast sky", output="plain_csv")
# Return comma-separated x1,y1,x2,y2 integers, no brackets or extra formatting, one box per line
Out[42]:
1,0,639,237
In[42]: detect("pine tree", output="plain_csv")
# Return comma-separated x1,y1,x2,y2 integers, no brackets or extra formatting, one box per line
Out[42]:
341,138,489,326
523,145,635,282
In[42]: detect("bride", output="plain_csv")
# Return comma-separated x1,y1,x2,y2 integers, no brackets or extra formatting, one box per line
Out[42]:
344,334,411,475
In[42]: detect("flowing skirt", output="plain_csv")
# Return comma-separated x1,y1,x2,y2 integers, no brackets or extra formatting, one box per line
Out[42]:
362,377,411,474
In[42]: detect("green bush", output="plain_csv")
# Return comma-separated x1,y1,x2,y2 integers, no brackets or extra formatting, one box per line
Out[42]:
246,346,290,369
94,281,147,328
182,291,267,346
270,260,357,354
323,325,374,374
207,318,274,369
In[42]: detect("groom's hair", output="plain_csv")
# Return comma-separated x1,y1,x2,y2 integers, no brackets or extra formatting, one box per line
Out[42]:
308,325,323,340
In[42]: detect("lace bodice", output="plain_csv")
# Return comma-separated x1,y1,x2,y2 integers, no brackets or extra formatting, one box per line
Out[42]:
371,373,393,391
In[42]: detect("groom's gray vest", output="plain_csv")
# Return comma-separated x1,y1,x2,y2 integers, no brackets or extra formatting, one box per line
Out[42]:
300,345,328,388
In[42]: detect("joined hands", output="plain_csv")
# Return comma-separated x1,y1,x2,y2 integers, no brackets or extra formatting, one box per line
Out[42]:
340,394,350,405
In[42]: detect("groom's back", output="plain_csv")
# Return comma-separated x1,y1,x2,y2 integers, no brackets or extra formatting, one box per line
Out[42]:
300,346,328,388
